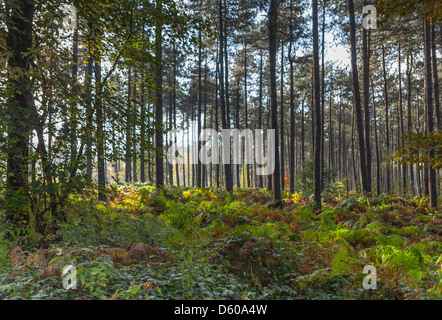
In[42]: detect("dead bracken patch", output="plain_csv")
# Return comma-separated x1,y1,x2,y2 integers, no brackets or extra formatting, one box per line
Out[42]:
128,243,169,261
97,244,169,266
98,248,132,266
208,237,290,285
38,262,63,279
11,247,56,269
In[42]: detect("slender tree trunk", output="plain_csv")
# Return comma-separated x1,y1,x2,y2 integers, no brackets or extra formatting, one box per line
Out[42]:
197,24,202,188
168,77,174,186
71,16,79,166
406,50,414,193
312,0,321,208
173,46,180,187
289,23,295,194
301,99,305,163
269,0,281,201
140,70,146,183
328,80,334,171
203,53,208,188
370,76,381,195
235,81,240,187
424,18,437,208
267,101,273,191
362,21,372,193
85,46,94,179
215,41,220,188
348,0,370,193
133,70,138,183
431,25,441,130
244,42,250,188
280,40,285,190
95,58,106,201
219,0,233,193
258,51,264,188
398,40,406,193
126,66,133,182
382,44,390,194
155,0,164,188
351,104,357,190
320,1,326,192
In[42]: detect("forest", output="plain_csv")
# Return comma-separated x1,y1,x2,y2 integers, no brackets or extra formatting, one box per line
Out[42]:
0,0,441,302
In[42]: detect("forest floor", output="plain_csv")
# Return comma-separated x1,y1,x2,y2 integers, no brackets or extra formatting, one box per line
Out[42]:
1,185,442,300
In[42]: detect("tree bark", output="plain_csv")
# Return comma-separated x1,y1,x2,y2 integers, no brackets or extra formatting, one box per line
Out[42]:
312,0,321,208
382,44,390,194
348,0,370,194
155,0,164,188
5,0,35,223
423,18,437,208
362,21,372,193
219,0,233,193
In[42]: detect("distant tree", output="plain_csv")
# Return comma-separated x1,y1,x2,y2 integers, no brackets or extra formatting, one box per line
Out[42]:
268,0,281,202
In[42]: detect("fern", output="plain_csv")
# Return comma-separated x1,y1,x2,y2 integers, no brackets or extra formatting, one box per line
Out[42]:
330,250,354,276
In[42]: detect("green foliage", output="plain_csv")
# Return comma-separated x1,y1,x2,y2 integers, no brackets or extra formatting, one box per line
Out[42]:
295,160,338,196
377,0,442,24
1,186,442,300
77,256,121,299
330,250,355,276
395,132,442,169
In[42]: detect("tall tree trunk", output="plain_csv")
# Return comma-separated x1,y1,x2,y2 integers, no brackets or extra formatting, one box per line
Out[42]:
95,59,106,201
328,80,334,171
258,51,264,188
269,0,281,202
289,21,295,194
301,99,305,163
244,42,250,188
133,70,138,182
370,76,381,195
219,0,233,193
173,46,180,186
398,40,406,193
215,41,220,188
432,25,441,130
406,50,414,194
312,0,321,208
280,40,285,190
320,0,326,192
235,81,240,187
85,44,94,179
348,0,370,194
382,44,390,194
140,70,146,183
351,104,358,190
5,0,35,223
155,0,164,188
197,24,202,188
338,91,342,177
126,66,133,182
203,53,208,188
168,76,174,185
423,18,437,208
362,20,372,193
71,15,79,166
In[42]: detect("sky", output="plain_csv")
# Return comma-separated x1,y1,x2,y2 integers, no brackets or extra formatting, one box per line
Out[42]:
324,33,351,67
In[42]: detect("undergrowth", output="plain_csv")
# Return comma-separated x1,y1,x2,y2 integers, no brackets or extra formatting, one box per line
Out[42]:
0,185,441,300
